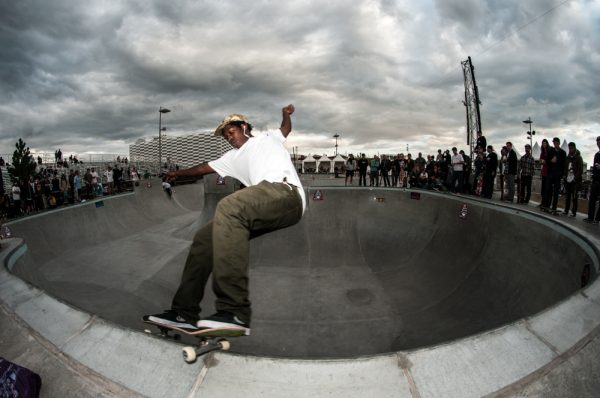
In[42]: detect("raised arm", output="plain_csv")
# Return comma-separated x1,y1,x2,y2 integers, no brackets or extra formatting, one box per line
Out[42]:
280,104,295,138
166,163,215,180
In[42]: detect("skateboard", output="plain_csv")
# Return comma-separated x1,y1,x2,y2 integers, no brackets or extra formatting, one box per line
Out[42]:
143,319,242,363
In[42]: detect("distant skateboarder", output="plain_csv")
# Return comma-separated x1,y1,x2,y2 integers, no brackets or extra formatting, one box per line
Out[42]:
144,104,305,335
162,177,173,198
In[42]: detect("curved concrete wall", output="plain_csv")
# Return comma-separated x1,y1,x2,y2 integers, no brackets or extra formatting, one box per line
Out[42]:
8,183,597,359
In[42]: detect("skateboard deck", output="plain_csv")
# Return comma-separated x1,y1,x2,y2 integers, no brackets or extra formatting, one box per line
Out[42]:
143,318,243,363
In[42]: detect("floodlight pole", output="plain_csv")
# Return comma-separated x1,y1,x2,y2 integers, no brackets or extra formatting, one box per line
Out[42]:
333,134,340,156
158,107,171,175
523,117,535,148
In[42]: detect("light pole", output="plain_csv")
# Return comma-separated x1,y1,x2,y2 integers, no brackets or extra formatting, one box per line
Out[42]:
158,107,171,175
523,117,535,148
333,134,340,155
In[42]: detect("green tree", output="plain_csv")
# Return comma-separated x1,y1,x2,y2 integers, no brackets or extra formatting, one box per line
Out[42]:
8,138,37,184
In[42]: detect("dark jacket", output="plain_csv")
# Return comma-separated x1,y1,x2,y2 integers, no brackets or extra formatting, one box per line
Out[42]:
476,136,487,152
564,149,584,189
593,152,600,182
547,147,566,178
507,149,518,175
357,158,369,172
484,152,498,176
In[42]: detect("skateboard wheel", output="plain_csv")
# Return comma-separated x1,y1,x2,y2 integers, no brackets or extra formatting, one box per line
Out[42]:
182,346,197,363
144,329,152,334
218,340,231,351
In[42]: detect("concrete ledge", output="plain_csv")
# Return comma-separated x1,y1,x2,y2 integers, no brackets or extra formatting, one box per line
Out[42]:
407,323,556,398
526,292,600,353
61,319,202,397
194,354,413,398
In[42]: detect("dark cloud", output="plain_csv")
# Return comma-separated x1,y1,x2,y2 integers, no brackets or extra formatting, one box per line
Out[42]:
0,0,598,162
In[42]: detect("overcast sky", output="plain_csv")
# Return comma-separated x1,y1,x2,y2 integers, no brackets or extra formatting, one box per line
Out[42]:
1,0,599,162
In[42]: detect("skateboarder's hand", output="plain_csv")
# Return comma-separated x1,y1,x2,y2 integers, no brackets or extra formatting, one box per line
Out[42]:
282,104,295,115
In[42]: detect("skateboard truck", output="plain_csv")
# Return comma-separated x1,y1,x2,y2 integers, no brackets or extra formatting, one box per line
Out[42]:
143,319,238,363
182,338,231,363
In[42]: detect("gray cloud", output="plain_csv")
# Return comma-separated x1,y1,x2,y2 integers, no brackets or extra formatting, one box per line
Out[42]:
0,0,599,162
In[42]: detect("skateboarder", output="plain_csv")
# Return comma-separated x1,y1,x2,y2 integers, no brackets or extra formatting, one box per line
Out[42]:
144,104,305,336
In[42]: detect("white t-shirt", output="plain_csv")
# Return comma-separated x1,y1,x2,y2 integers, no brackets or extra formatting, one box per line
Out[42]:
209,129,306,212
104,170,113,183
12,186,21,201
451,154,464,171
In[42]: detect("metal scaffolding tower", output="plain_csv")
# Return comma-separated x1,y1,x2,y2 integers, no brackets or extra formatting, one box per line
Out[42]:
461,56,483,158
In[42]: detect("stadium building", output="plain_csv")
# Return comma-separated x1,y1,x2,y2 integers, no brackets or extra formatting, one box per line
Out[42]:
129,132,232,170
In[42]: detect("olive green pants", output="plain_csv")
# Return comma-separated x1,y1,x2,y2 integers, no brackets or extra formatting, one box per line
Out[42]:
172,180,303,325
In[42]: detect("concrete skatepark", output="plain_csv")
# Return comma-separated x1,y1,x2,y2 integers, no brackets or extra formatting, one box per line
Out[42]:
2,175,600,396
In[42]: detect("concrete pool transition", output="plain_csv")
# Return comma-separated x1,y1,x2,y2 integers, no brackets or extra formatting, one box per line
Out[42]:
2,175,600,397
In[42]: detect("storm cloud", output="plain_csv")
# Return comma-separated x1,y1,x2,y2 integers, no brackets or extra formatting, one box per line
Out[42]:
1,0,598,160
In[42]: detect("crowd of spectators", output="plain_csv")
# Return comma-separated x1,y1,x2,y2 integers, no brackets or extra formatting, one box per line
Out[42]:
1,157,142,221
338,132,597,219
2,135,598,222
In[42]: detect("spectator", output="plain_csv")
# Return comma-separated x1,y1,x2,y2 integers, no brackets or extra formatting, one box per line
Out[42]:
73,170,82,202
369,155,380,186
499,146,508,200
562,142,583,217
415,152,426,172
84,168,93,198
417,167,430,189
475,130,487,153
391,154,401,187
408,165,419,188
115,165,123,193
436,149,443,163
357,154,368,187
380,155,392,187
0,194,9,220
518,144,535,204
104,166,114,195
460,150,471,194
406,153,415,181
51,173,61,205
0,157,4,166
539,139,550,209
132,168,140,185
544,137,566,215
60,174,70,205
68,170,75,204
505,142,518,203
443,150,452,188
91,167,99,197
450,147,464,193
11,181,22,217
23,177,34,214
472,149,485,195
425,155,435,176
584,136,600,224
431,164,444,191
344,154,356,186
33,179,44,211
399,154,407,187
482,145,498,199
